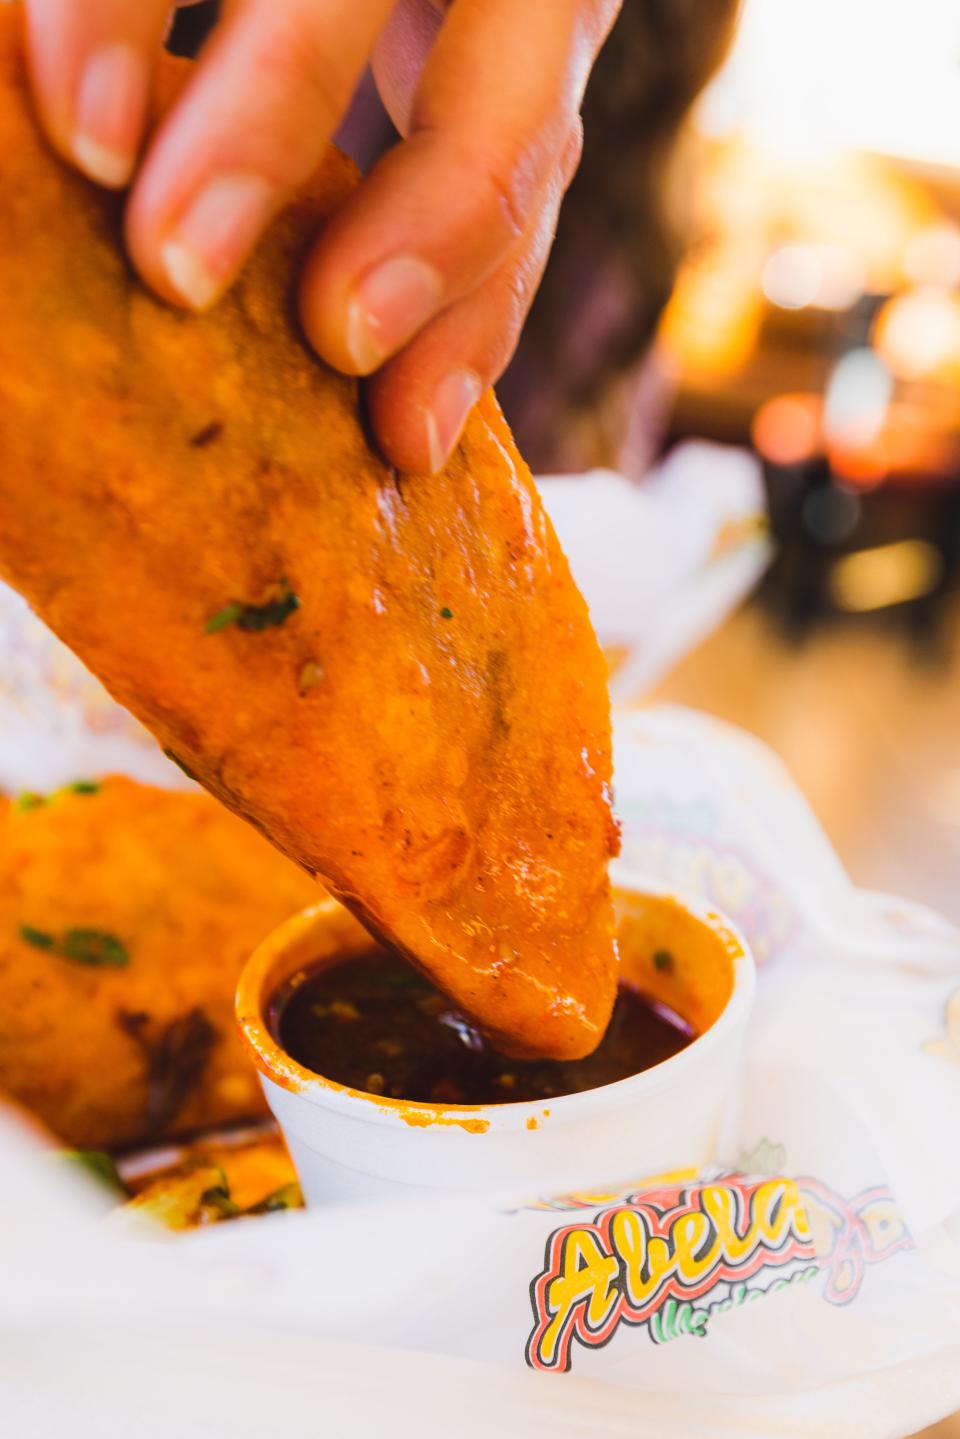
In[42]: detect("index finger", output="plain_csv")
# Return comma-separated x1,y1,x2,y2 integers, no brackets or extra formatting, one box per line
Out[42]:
125,0,395,309
300,0,620,375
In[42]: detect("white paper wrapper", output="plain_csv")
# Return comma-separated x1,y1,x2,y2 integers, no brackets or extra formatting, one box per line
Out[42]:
539,443,770,701
2,707,959,1437
0,583,191,793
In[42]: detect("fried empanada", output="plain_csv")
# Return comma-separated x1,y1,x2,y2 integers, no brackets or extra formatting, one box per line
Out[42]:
0,778,319,1149
0,13,618,1060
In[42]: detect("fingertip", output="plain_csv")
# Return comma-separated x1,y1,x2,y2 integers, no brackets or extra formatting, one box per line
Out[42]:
299,247,359,376
126,169,278,312
301,245,446,380
72,133,134,189
70,40,151,190
22,1,156,192
367,362,483,475
364,369,431,474
424,366,483,471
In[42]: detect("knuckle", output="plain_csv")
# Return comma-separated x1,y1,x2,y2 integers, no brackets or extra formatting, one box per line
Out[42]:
472,146,540,245
473,122,581,244
249,3,348,123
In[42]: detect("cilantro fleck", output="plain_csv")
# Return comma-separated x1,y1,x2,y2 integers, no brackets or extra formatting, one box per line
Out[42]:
19,923,129,967
235,589,300,631
204,587,300,635
200,1182,240,1218
13,792,46,811
653,948,674,972
204,602,243,635
247,1182,304,1215
59,928,129,967
14,782,99,810
440,606,454,620
19,924,55,950
59,1148,127,1197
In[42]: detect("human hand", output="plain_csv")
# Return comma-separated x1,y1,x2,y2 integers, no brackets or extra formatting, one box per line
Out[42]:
22,0,620,472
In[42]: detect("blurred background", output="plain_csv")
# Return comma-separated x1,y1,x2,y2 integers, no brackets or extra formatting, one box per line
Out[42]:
511,0,960,937
641,0,960,934
169,0,960,932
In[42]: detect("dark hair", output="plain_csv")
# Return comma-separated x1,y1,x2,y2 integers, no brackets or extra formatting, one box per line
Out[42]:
500,0,739,470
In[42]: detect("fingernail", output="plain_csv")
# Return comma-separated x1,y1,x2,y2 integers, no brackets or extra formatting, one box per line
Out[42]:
346,255,443,373
425,368,483,472
160,174,275,309
73,42,150,188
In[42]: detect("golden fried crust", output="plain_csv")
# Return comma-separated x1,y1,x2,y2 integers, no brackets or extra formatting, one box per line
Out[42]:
0,778,320,1149
0,12,619,1060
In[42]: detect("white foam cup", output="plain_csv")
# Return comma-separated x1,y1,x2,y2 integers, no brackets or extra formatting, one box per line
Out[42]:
236,867,755,1205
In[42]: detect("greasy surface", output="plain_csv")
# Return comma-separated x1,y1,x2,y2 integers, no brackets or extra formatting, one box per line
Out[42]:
0,13,619,1060
271,946,694,1106
0,778,318,1148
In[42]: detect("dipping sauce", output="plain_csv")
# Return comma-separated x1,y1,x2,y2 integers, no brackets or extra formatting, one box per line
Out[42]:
269,947,696,1106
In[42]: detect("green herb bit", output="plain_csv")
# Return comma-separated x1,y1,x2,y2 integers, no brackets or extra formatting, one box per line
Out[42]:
19,924,55,950
13,792,46,811
59,928,129,967
236,589,299,631
60,1148,126,1197
20,923,129,966
440,606,454,620
653,948,674,972
200,1183,241,1219
14,782,99,810
205,587,300,634
247,1182,304,1215
204,602,243,635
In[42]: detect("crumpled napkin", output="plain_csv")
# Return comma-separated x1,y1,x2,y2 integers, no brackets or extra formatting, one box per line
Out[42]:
2,706,958,1437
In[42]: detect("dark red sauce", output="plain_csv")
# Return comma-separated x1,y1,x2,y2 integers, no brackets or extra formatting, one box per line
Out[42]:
269,947,696,1106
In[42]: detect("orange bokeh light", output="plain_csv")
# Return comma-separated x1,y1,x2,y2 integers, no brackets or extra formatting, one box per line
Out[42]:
751,393,822,466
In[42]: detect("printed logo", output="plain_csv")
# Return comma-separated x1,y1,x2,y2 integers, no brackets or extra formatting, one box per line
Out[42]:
525,1172,911,1372
617,797,798,965
799,1178,912,1304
